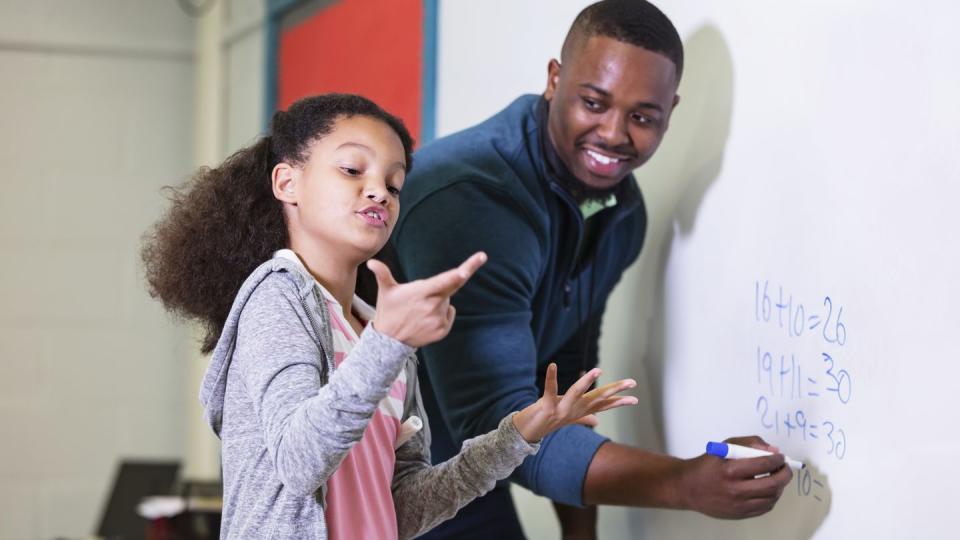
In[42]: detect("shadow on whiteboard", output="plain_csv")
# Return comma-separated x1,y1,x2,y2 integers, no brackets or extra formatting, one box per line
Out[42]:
604,24,833,539
616,22,738,458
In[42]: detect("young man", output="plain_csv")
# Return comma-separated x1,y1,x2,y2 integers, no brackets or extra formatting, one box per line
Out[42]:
392,1,792,537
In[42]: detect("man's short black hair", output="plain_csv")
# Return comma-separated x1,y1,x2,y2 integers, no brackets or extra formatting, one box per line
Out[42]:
562,0,684,82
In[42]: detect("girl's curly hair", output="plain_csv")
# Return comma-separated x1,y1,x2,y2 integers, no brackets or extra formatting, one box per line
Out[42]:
141,94,414,353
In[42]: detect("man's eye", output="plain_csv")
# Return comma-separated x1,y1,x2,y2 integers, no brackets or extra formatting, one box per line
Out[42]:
632,113,655,125
582,97,601,111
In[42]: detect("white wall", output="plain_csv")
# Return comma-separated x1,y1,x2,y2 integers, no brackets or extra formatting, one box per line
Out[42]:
175,0,269,483
435,1,587,137
0,1,194,537
223,0,266,153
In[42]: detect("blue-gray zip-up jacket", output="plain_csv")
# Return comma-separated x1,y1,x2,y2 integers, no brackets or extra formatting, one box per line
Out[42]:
393,95,647,506
199,253,539,539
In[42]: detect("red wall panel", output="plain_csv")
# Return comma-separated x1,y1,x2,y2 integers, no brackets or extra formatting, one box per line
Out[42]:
278,0,424,140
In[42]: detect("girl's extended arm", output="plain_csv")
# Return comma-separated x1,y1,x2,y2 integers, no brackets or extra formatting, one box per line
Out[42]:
391,364,637,539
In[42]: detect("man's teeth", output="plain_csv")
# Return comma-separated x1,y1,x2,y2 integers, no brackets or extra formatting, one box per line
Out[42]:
586,149,621,165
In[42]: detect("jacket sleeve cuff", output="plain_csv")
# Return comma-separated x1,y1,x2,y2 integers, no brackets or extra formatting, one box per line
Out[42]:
516,424,608,507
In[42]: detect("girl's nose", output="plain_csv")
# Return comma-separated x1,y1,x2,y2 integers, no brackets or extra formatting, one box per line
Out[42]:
365,188,387,205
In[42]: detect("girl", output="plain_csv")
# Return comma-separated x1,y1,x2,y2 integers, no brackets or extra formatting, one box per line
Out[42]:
141,94,637,539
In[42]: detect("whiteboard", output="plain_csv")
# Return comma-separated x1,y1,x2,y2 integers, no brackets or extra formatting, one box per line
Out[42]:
437,1,960,538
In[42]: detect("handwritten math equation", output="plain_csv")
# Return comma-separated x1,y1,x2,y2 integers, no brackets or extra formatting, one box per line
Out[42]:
755,280,846,345
795,466,826,502
753,280,853,463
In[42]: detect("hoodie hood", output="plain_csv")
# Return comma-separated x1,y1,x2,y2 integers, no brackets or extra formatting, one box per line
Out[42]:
199,252,328,437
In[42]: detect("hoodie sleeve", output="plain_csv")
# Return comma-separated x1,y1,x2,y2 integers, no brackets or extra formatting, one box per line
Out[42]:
389,368,539,539
233,275,414,497
391,411,538,540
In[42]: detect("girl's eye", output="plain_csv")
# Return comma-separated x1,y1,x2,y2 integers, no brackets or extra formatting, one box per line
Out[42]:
387,186,401,196
340,166,361,176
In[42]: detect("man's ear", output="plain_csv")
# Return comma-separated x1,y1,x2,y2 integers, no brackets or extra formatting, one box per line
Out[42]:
544,58,561,101
662,94,682,132
272,162,298,204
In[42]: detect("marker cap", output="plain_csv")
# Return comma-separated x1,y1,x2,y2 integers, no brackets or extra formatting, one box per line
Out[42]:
705,441,730,458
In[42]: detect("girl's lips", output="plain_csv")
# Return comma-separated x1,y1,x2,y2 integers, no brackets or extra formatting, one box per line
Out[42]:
356,207,388,228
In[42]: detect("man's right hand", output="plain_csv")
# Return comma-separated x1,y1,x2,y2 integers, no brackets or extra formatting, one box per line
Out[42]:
583,434,793,518
678,435,792,519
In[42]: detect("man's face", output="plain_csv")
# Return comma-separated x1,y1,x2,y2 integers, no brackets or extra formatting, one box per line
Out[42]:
545,35,680,192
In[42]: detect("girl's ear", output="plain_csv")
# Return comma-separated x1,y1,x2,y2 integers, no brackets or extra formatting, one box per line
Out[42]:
272,162,298,204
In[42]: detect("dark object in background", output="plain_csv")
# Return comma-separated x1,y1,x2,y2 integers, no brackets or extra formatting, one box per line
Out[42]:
161,480,222,540
97,461,180,540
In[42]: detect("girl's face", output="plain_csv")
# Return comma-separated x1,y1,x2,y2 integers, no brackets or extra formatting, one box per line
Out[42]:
276,115,407,262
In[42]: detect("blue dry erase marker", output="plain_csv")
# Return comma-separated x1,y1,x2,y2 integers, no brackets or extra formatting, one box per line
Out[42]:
706,441,805,471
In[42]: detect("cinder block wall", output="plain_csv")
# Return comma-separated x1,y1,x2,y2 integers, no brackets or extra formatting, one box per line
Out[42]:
0,1,195,537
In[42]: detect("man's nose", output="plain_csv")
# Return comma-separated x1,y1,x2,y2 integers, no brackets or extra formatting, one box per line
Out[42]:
596,111,630,148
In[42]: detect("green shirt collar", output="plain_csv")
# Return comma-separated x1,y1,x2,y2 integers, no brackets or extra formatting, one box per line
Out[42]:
579,193,618,219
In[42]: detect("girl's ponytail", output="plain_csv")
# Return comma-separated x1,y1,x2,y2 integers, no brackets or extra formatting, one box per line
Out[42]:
141,135,288,353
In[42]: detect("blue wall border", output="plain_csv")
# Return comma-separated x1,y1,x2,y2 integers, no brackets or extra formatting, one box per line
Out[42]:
263,0,439,145
263,0,303,131
420,0,438,144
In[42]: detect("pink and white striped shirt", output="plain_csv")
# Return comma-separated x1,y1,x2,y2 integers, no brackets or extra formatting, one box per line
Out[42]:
318,282,407,540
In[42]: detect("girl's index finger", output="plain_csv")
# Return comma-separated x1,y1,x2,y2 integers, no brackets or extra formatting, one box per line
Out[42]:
419,266,467,297
455,251,487,282
422,252,488,297
543,362,559,399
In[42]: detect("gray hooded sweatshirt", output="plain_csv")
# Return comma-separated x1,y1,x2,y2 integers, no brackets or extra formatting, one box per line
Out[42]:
199,253,539,539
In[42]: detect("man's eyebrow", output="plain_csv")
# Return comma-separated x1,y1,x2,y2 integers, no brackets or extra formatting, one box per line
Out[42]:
579,83,612,97
578,83,664,112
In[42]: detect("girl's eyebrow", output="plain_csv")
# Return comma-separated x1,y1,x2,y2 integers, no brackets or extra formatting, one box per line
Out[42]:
336,141,405,170
336,141,373,153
